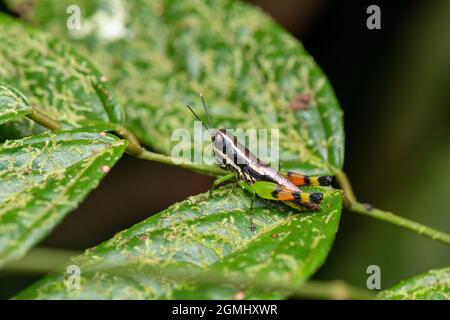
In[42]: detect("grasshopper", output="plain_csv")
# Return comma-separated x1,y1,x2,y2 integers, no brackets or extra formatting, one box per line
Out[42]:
187,95,333,229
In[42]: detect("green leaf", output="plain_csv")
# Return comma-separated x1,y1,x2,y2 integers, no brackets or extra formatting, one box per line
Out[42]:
0,82,31,125
378,267,450,300
0,130,127,266
9,0,344,174
15,187,342,299
0,13,125,139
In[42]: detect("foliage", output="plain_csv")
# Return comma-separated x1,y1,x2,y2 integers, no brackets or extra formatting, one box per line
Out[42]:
378,267,450,300
0,0,447,300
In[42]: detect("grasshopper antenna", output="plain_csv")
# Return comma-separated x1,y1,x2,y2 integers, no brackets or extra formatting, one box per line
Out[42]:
186,105,206,127
200,93,213,130
186,104,212,134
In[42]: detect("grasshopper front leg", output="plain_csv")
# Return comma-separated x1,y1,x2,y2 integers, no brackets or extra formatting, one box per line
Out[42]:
209,172,235,198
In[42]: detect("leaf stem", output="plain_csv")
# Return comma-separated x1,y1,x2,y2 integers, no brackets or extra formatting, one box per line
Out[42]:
336,170,450,246
350,201,450,245
138,149,226,177
335,170,356,207
112,128,226,176
114,125,145,155
25,104,146,156
27,108,61,131
2,247,79,273
288,280,375,300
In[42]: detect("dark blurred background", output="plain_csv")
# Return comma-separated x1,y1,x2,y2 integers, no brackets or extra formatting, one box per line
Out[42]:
1,0,449,298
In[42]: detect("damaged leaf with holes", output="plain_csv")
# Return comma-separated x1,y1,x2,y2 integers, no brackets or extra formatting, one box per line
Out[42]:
10,0,344,175
0,130,127,266
15,186,342,299
0,13,125,139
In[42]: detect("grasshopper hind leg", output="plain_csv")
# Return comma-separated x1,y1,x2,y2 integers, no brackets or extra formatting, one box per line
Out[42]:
286,199,322,212
283,171,333,187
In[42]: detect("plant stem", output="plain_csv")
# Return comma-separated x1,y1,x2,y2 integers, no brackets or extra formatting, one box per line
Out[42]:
27,108,60,131
335,170,356,207
350,201,450,245
2,247,79,273
336,170,450,246
114,125,145,155
27,108,144,155
138,149,227,177
290,280,374,300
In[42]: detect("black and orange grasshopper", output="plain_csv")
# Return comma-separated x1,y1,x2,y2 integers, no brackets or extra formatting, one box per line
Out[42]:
187,95,334,228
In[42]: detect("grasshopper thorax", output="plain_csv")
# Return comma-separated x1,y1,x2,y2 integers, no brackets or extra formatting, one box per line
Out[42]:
210,128,261,183
211,128,242,170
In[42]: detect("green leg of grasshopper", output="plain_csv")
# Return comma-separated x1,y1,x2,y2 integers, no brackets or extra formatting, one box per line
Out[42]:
209,172,235,198
237,181,257,231
244,181,323,210
239,181,313,212
239,180,325,216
